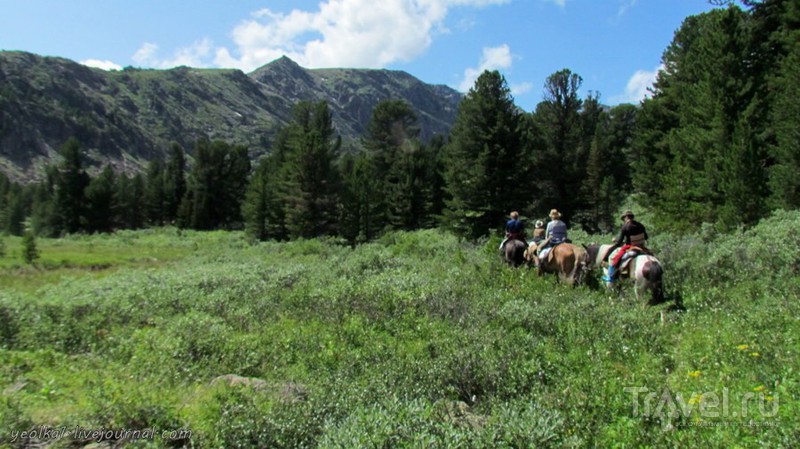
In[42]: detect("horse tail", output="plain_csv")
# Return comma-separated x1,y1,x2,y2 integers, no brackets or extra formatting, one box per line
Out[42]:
643,260,664,304
567,246,588,285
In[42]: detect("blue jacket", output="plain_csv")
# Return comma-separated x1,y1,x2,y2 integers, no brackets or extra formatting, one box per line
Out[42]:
506,219,524,234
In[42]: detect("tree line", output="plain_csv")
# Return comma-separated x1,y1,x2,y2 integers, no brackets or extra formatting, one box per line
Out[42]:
0,1,796,241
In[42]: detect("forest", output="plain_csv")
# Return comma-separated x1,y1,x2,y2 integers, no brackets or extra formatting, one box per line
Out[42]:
1,1,798,243
1,2,799,448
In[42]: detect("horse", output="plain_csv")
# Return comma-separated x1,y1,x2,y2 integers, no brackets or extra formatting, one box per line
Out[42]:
525,242,589,286
502,239,528,267
584,243,665,305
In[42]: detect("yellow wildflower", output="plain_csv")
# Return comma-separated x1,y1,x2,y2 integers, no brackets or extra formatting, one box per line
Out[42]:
688,370,702,378
766,396,774,402
753,385,765,392
737,344,749,351
750,352,760,357
688,393,703,405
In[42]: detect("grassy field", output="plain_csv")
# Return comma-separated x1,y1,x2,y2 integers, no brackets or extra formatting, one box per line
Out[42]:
0,213,798,448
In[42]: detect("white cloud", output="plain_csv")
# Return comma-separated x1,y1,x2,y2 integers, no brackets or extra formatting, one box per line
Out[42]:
613,64,663,104
617,0,638,17
458,44,513,91
510,82,533,97
133,39,213,69
214,0,508,72
81,59,122,71
133,42,159,66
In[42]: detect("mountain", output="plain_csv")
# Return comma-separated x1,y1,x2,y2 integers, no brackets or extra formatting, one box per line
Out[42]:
0,51,462,182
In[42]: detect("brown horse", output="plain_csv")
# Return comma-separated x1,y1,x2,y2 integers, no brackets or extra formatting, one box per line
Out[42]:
525,243,588,286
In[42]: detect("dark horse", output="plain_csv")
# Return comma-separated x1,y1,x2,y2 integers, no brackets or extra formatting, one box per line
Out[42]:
502,239,528,267
525,242,589,286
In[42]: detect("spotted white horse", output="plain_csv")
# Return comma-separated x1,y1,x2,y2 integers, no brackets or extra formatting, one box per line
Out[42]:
584,244,665,305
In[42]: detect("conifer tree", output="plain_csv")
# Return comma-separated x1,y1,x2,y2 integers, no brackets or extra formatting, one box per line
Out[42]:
0,173,8,233
531,69,585,222
52,138,90,235
442,70,532,239
632,7,769,231
22,231,40,265
363,99,431,232
144,158,166,226
243,156,282,241
114,173,146,229
339,152,378,243
163,142,186,224
763,0,800,209
85,165,116,233
281,101,341,238
184,139,251,230
30,167,57,237
3,184,28,236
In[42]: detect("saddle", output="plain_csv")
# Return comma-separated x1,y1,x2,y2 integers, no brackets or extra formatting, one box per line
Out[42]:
538,242,565,264
608,246,647,275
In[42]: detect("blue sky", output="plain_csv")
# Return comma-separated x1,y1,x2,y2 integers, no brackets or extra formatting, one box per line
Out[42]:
0,0,719,110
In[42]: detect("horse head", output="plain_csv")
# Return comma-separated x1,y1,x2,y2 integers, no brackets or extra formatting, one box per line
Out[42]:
582,243,600,269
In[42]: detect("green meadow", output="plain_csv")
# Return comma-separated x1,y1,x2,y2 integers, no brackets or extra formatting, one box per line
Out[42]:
1,212,798,448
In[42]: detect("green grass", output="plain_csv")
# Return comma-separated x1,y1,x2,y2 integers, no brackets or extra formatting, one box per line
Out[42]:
0,215,798,448
0,228,199,294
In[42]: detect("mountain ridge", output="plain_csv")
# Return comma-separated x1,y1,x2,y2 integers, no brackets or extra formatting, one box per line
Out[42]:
0,51,462,182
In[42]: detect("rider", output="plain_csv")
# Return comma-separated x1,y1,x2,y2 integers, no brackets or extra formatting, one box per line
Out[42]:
532,220,546,245
536,209,568,256
499,211,527,250
603,210,649,283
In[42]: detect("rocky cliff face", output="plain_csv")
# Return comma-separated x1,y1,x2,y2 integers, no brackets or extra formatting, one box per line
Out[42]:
0,51,461,182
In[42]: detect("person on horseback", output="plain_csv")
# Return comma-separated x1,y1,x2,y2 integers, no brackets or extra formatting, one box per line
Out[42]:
536,209,568,256
603,210,649,283
532,220,546,245
499,211,527,250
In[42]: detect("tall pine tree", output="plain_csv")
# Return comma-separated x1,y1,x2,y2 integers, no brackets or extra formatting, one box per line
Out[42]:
52,138,90,235
442,70,532,239
163,142,186,224
280,101,341,238
85,165,116,233
632,7,769,231
531,69,585,223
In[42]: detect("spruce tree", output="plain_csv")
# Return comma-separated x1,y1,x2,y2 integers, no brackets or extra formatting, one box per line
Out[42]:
442,70,532,239
30,168,57,237
531,69,585,222
764,0,800,209
22,231,40,265
184,139,251,230
85,165,116,233
363,99,433,231
339,152,378,244
281,101,341,238
144,158,166,226
3,184,28,236
163,142,186,224
632,7,769,231
243,156,278,241
52,138,90,234
0,173,8,233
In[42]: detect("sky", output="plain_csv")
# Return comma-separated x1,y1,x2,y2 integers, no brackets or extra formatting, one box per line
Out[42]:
0,0,720,111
